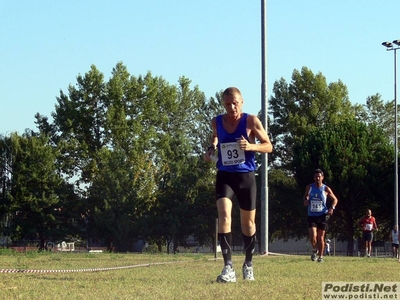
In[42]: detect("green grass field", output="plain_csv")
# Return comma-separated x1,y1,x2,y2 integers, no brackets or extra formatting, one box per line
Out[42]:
0,250,399,300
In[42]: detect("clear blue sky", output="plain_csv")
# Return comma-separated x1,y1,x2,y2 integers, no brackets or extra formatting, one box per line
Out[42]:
1,1,399,134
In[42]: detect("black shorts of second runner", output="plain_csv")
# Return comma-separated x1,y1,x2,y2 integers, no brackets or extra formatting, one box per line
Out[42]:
307,214,329,231
215,171,256,211
363,231,373,242
392,243,399,249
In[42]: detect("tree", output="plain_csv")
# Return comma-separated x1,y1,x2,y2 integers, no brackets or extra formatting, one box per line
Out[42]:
7,132,78,249
88,147,156,251
293,118,393,255
264,67,356,245
264,169,306,241
0,134,13,242
269,67,354,170
139,77,220,252
34,63,221,252
355,93,395,143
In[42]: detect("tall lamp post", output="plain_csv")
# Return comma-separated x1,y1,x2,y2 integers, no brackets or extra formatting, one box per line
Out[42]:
260,0,268,255
382,40,400,229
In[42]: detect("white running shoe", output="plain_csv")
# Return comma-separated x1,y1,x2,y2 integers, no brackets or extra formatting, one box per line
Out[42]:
216,265,236,283
242,264,255,281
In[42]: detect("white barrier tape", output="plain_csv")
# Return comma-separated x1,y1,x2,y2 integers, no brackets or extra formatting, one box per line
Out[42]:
0,261,180,274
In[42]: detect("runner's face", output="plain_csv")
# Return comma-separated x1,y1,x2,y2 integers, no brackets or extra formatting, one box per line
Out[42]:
223,94,243,117
314,173,323,185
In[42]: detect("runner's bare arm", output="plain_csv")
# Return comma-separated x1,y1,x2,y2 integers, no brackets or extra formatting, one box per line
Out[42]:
204,117,218,161
242,115,272,153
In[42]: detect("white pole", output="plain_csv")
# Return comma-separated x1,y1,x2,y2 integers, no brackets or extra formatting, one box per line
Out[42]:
394,49,398,229
260,0,268,255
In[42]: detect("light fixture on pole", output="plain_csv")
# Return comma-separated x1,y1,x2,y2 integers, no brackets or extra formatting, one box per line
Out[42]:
382,39,400,229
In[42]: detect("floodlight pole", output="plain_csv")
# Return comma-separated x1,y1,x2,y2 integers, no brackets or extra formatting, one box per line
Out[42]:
382,40,400,229
260,0,268,255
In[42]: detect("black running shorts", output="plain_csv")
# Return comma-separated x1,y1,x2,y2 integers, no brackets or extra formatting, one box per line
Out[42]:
215,171,256,211
307,214,329,231
363,231,373,242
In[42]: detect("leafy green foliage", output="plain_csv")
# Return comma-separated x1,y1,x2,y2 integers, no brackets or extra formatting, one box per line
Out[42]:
269,66,354,169
5,132,78,248
33,63,221,251
265,169,306,241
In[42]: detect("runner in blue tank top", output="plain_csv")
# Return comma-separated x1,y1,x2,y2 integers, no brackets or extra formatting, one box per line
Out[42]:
303,169,338,262
204,87,272,282
307,182,329,217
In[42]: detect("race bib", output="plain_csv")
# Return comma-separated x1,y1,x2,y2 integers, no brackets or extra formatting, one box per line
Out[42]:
220,142,245,166
365,224,373,231
310,200,323,212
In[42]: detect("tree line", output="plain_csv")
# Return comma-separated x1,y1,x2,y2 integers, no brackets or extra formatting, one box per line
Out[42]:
0,63,396,254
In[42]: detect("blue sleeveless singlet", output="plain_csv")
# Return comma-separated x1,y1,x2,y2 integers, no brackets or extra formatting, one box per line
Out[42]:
216,113,256,172
307,183,328,216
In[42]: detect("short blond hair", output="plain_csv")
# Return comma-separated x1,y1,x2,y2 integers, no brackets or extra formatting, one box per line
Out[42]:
222,87,242,99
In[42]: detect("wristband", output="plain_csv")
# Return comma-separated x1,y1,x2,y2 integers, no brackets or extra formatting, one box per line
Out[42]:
207,146,216,151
